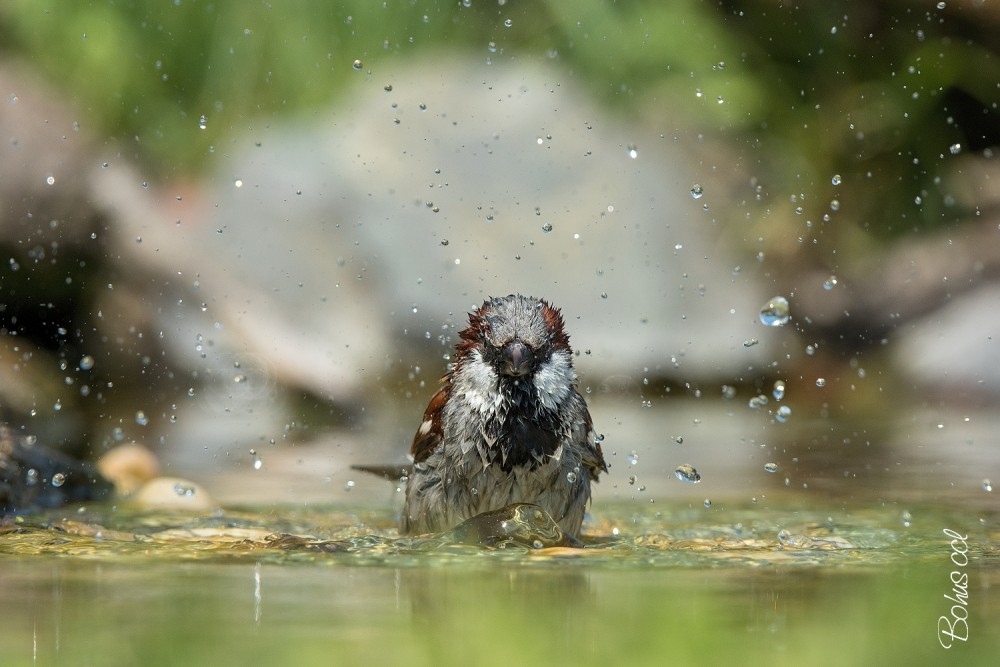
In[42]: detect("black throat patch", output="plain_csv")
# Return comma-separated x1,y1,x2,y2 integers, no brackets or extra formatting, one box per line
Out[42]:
484,378,562,471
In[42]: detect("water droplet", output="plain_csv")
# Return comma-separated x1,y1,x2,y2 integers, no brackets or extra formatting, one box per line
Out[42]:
815,377,826,388
566,471,578,484
198,115,207,130
52,473,66,487
344,480,355,492
628,475,637,486
901,510,912,527
984,479,993,492
135,410,149,426
674,464,701,483
352,59,363,71
949,142,961,155
503,18,512,28
173,482,196,497
690,184,704,199
675,436,684,444
743,338,759,348
775,405,792,423
764,462,779,473
79,355,95,371
250,449,262,470
703,498,712,508
759,296,791,327
46,175,55,185
626,451,639,466
831,174,842,186
234,179,243,188
541,222,553,233
627,144,638,159
772,380,786,401
823,275,839,290
26,468,39,486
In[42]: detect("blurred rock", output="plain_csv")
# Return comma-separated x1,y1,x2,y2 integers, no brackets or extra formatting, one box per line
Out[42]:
0,424,112,513
131,477,215,512
0,63,185,454
140,59,785,395
97,443,161,497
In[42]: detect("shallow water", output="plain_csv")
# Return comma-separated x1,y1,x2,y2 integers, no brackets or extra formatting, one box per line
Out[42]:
1,497,996,667
2,398,998,666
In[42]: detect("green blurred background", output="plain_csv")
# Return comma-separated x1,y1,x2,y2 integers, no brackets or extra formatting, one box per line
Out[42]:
4,0,998,232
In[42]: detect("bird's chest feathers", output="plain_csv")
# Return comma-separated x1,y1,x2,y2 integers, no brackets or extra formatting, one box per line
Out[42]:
450,382,564,472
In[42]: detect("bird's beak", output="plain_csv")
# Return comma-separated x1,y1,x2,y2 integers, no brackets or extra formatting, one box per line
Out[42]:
502,341,533,377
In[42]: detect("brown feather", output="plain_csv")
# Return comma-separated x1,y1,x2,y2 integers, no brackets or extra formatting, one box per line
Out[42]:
410,383,450,463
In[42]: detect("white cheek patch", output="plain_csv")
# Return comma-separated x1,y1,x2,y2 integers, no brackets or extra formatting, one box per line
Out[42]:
454,349,501,413
418,419,433,436
533,350,576,411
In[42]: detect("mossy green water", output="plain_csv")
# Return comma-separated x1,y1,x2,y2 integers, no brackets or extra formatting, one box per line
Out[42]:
1,501,995,666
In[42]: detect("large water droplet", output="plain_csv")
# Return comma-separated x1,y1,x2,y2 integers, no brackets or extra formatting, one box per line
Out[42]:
674,463,701,483
772,380,786,401
759,296,791,327
764,462,779,473
79,355,95,371
51,472,66,487
775,405,792,423
831,174,842,186
690,184,704,199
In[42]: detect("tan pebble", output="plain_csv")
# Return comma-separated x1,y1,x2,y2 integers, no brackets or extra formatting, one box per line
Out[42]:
132,477,216,511
97,444,161,496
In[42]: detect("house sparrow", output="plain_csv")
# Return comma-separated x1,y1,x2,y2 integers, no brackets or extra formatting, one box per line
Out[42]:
401,294,606,537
